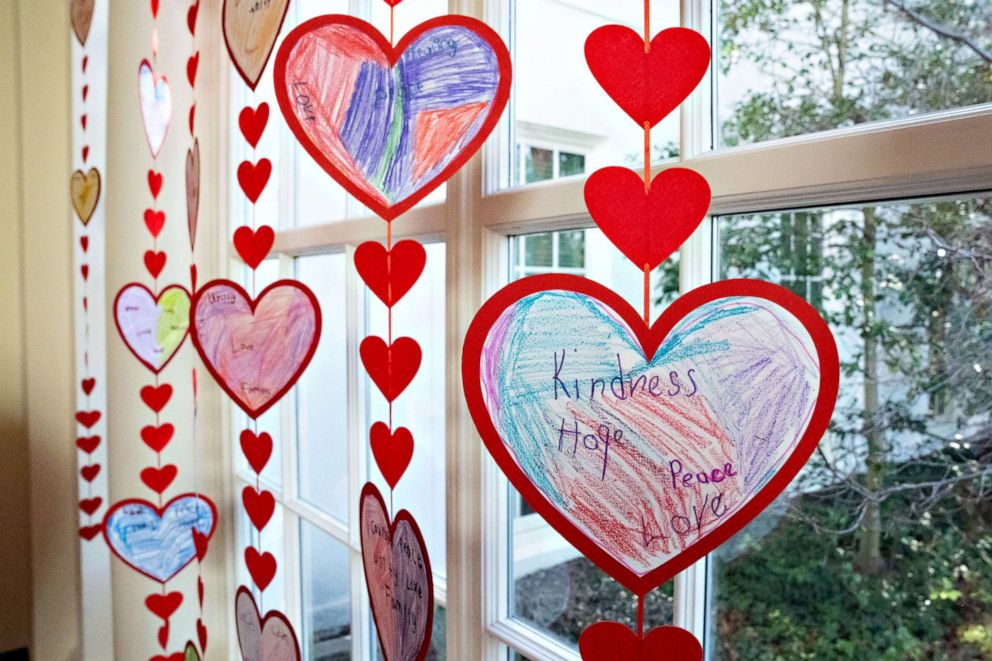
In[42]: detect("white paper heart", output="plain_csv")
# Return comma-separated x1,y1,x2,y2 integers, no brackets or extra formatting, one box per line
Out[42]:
139,59,172,158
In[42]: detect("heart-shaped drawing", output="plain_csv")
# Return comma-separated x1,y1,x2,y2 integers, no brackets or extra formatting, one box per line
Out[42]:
274,15,511,221
114,284,191,374
585,167,711,271
360,482,434,661
585,27,710,128
103,494,217,583
71,168,101,225
223,0,291,91
71,0,95,46
186,139,200,250
235,585,301,661
462,275,838,594
579,622,702,661
191,279,321,418
139,59,172,158
184,641,201,661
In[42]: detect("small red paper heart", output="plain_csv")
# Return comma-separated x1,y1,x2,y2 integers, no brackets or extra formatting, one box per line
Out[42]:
237,159,272,204
197,619,207,653
579,622,703,661
144,209,166,238
242,486,276,531
144,250,167,278
141,383,173,412
82,145,89,162
141,464,178,494
82,84,89,101
187,53,199,87
150,0,159,18
360,336,421,402
193,529,209,562
141,423,175,453
81,264,89,281
151,654,183,661
370,422,413,489
79,497,102,515
354,240,426,307
80,464,101,482
158,622,169,650
197,576,204,606
81,114,88,130
82,55,89,72
76,435,100,453
190,265,198,293
76,410,101,428
79,524,102,540
83,297,88,311
585,26,710,128
187,1,199,35
238,103,270,149
146,590,182,621
244,547,277,591
584,167,711,271
148,170,163,198
189,105,196,136
240,430,273,474
80,236,89,252
81,377,96,395
383,0,404,5
233,225,275,269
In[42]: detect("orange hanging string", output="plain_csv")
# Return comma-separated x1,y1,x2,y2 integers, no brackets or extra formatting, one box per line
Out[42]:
643,0,651,52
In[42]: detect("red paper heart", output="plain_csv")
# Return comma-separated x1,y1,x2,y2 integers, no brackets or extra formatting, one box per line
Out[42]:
233,225,275,269
148,170,163,198
76,435,101,453
584,167,711,271
197,576,204,605
360,336,421,402
383,0,404,5
244,547,277,591
80,236,89,252
150,0,159,18
579,623,703,661
81,114,87,130
79,497,102,515
81,145,89,162
243,486,276,531
240,430,274,474
144,250,167,278
141,464,178,494
80,264,89,281
197,619,208,653
76,410,101,428
585,27,710,128
145,209,167,238
141,384,173,412
80,464,101,482
82,84,89,101
193,529,209,562
146,590,183,621
82,55,88,72
187,1,199,35
81,377,96,395
354,240,426,307
187,53,199,87
79,524,102,540
239,103,269,149
237,159,271,204
141,423,175,453
151,654,183,661
370,422,413,490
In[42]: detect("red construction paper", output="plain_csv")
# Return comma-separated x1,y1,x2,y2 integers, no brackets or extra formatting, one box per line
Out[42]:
148,169,163,198
144,250,167,278
140,423,174,453
80,464,101,482
144,209,166,238
579,622,702,661
140,464,178,494
240,429,273,474
233,225,275,269
237,158,272,204
239,103,270,149
76,435,101,453
354,240,426,308
140,383,173,413
360,336,422,403
370,422,414,490
81,377,96,395
244,547,277,591
75,410,101,428
235,586,301,661
146,591,183,621
242,486,275,531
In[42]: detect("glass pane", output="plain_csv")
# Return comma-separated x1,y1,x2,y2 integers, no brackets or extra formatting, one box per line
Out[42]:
525,147,554,184
366,243,447,578
524,233,553,268
301,521,352,660
557,230,585,268
296,253,350,521
709,194,992,659
505,0,681,189
717,1,992,148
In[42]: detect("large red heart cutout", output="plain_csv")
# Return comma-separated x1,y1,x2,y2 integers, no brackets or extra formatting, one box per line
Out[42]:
585,167,711,271
585,27,710,128
579,622,702,661
462,275,838,594
274,15,511,221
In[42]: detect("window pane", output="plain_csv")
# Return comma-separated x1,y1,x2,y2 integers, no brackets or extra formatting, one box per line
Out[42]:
503,1,681,189
301,521,352,660
717,1,992,148
557,230,585,268
296,253,350,522
525,147,554,184
523,233,553,268
709,194,992,659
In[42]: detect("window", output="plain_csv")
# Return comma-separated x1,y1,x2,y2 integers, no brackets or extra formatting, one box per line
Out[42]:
226,0,992,659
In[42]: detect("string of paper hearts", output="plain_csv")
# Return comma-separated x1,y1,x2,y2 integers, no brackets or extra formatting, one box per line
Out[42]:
273,1,510,656
106,2,216,658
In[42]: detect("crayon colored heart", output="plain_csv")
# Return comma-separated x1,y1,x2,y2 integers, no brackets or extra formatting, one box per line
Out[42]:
235,586,301,661
354,240,426,307
462,275,838,594
103,494,216,583
223,0,291,91
139,59,172,158
360,483,433,661
114,284,191,374
370,422,414,489
71,168,101,225
191,280,321,419
579,622,703,661
584,167,711,271
70,0,95,46
274,15,511,221
585,27,710,128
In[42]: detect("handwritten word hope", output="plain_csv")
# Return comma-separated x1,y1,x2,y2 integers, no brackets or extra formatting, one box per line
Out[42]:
555,418,621,480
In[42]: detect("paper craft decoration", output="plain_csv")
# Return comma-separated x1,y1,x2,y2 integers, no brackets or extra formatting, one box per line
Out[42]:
274,15,512,221
186,139,199,250
71,0,95,46
360,482,434,661
355,240,426,307
579,622,703,661
184,641,200,661
584,167,710,272
235,586,301,661
462,275,839,594
114,283,191,374
222,0,291,91
584,27,710,128
71,167,101,225
103,494,217,583
139,59,172,158
191,279,321,418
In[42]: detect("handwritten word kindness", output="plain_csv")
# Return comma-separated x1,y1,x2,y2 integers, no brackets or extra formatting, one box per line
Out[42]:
552,349,699,402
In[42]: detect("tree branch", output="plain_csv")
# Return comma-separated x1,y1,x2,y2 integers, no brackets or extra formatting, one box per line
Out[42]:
885,0,992,64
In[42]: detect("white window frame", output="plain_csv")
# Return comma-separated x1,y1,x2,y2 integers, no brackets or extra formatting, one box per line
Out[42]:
219,0,992,658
